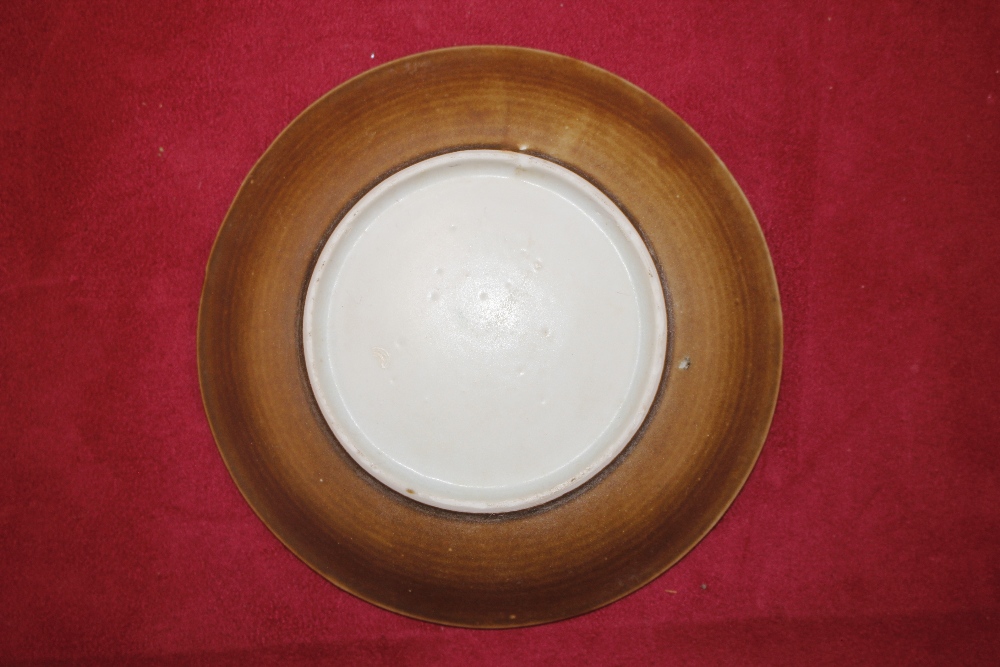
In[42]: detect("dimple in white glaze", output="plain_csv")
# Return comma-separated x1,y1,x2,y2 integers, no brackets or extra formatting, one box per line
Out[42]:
303,150,667,512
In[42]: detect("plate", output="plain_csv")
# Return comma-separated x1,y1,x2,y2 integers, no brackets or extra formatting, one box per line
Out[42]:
198,46,782,627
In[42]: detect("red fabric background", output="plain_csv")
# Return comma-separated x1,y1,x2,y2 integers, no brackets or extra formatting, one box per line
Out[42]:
3,0,999,664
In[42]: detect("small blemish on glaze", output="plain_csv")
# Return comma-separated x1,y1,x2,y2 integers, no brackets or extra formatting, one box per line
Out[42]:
479,290,489,300
679,356,691,370
429,289,440,301
533,260,543,271
373,347,390,368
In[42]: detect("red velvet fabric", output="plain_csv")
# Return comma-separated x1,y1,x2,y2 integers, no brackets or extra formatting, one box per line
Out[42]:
3,1,999,664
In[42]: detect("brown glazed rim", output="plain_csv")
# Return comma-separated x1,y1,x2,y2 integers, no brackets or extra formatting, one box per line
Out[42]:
198,46,782,628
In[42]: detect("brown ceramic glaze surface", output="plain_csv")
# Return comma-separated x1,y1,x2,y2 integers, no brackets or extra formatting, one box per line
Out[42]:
198,46,782,627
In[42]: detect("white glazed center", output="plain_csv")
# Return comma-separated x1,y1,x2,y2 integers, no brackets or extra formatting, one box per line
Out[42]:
303,150,667,512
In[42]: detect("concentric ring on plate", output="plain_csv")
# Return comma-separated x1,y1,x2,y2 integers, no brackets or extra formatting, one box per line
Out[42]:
198,46,782,627
302,149,668,513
